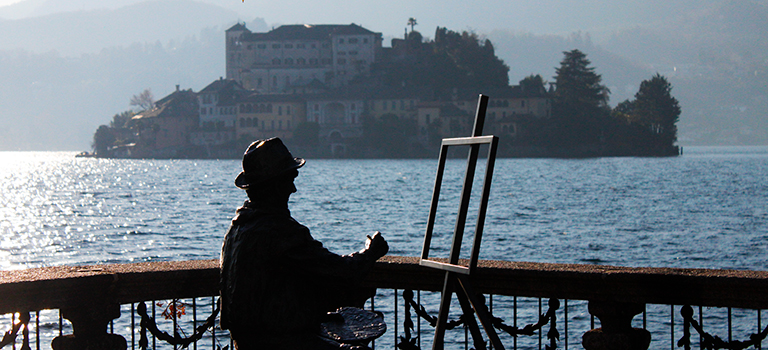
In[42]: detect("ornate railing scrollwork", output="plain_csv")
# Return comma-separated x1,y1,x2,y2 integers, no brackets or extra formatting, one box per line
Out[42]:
0,312,29,350
137,299,221,350
397,289,560,350
677,305,768,350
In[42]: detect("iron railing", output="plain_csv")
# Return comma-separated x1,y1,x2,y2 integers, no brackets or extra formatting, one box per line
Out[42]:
2,256,768,350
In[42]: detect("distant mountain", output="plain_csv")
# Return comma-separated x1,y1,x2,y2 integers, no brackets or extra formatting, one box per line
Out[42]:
0,0,765,150
0,0,250,56
597,0,768,145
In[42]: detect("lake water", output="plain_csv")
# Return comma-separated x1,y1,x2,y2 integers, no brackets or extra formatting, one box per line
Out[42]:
1,146,767,349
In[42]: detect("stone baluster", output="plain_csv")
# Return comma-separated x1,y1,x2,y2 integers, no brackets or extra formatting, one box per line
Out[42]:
52,302,126,350
582,300,651,350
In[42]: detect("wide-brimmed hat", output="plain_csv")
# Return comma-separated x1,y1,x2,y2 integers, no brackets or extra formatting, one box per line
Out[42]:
234,138,305,189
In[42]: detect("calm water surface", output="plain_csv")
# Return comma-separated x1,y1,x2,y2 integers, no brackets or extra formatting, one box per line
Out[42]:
1,146,767,349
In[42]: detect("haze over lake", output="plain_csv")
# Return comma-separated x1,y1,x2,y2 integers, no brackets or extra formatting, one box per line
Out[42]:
0,0,766,151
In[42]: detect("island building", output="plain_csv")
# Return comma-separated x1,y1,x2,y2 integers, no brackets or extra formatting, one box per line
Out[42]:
225,23,382,93
112,23,552,158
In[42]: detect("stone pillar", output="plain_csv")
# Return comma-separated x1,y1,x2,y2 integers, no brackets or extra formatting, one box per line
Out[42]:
52,303,126,350
582,300,651,350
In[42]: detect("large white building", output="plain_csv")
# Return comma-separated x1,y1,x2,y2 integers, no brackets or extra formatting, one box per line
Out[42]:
225,23,382,93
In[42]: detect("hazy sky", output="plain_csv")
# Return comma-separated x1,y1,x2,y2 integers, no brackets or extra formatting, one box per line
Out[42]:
0,0,717,39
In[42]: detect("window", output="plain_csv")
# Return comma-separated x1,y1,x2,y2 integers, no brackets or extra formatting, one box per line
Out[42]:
257,44,266,49
338,51,347,55
272,44,280,49
287,106,291,115
297,43,306,49
257,78,262,87
521,100,526,108
247,45,252,50
349,51,358,55
285,44,293,49
297,58,306,65
273,77,277,87
309,58,318,65
322,58,332,65
285,58,294,65
271,120,275,130
201,108,207,115
278,106,283,115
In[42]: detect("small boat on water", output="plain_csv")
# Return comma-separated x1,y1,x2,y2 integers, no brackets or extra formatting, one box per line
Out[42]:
75,151,96,158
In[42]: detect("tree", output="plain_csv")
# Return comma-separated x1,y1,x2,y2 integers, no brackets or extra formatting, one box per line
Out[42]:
92,125,115,156
407,17,417,33
377,27,509,91
551,49,611,149
130,89,155,112
519,74,547,95
109,110,136,129
632,74,681,147
553,49,609,110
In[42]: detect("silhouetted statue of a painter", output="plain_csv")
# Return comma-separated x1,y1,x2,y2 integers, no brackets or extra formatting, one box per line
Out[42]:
220,138,389,350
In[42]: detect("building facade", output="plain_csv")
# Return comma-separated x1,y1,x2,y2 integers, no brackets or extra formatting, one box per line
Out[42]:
226,23,383,94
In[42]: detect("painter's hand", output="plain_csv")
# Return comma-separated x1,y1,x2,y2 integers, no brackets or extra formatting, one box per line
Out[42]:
365,231,389,259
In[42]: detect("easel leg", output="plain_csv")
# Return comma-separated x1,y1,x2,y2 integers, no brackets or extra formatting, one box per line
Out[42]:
455,290,488,350
432,273,455,350
457,276,505,350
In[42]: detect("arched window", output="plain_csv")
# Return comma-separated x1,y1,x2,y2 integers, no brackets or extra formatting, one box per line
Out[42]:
239,118,245,127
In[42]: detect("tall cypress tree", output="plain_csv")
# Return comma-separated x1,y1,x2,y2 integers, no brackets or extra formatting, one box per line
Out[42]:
551,49,611,150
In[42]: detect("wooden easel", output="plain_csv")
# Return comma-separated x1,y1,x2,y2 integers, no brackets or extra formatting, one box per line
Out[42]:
420,95,503,350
